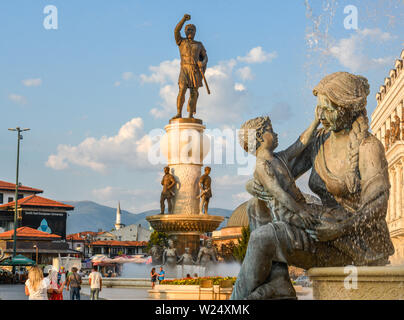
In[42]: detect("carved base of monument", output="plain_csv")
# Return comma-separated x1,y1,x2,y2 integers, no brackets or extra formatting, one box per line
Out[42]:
146,214,224,256
308,266,404,300
170,233,200,257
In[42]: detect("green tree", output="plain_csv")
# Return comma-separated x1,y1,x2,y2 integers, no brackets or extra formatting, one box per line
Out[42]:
146,231,168,251
232,226,250,263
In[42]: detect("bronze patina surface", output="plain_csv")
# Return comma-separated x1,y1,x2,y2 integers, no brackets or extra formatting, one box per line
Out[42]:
231,72,394,300
172,14,208,120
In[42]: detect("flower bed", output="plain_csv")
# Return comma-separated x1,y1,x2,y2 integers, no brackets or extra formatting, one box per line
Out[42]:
160,276,236,285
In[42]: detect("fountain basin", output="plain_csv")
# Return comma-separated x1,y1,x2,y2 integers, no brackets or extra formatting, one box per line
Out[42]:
146,214,224,256
81,277,151,288
146,214,224,233
148,284,233,300
308,266,404,300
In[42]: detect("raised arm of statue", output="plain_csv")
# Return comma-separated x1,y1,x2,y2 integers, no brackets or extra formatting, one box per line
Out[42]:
281,115,319,162
174,14,190,46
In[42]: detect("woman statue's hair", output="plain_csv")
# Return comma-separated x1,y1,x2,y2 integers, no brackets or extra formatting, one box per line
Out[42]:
239,116,273,155
313,72,370,193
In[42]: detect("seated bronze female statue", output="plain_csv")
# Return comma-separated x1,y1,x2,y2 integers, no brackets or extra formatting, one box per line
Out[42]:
231,72,394,300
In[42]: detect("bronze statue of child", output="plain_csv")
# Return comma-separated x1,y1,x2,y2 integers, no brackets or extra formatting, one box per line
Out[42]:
239,112,320,230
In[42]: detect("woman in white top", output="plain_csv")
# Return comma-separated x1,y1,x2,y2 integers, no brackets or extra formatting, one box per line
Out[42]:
25,266,52,300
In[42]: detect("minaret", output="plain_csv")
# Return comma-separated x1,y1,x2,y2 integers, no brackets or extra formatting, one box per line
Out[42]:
115,201,124,230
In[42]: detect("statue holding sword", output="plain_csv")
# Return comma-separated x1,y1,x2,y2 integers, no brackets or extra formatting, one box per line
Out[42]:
160,166,176,214
198,167,212,215
173,13,209,120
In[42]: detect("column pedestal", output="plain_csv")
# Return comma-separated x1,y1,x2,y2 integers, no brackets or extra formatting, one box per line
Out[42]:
147,118,223,256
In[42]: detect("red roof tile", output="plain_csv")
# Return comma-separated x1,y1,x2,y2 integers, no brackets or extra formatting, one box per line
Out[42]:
0,180,43,193
0,226,61,240
67,231,98,241
90,240,148,247
0,195,74,210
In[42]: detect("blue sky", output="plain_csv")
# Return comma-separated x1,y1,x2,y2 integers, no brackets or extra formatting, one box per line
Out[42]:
0,0,403,214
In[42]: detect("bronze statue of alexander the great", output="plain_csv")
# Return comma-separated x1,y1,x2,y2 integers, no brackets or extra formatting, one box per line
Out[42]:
172,14,209,119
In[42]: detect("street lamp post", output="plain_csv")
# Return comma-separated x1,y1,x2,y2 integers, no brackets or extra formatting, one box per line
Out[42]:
33,244,38,264
8,127,30,265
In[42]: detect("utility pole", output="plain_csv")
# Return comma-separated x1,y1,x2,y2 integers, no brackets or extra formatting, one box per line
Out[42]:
8,127,30,265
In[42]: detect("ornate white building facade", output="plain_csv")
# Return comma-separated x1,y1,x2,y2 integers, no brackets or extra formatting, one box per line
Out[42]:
371,49,404,265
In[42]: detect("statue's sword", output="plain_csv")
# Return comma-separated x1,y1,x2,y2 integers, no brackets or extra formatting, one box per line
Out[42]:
198,63,210,95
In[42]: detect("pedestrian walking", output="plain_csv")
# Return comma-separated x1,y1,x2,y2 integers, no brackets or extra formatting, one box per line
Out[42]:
25,266,52,300
66,267,82,300
150,267,158,289
48,268,65,300
89,266,102,300
158,266,165,284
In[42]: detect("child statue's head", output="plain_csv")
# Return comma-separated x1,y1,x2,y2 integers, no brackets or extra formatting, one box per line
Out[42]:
239,116,277,155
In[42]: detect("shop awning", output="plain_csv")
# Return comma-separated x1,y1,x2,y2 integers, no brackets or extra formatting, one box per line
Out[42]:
0,254,35,266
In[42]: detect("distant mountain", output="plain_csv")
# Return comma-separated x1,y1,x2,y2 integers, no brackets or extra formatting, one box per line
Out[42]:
64,200,233,235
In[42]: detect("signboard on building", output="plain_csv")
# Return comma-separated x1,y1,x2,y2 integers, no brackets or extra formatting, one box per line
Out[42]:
22,211,67,239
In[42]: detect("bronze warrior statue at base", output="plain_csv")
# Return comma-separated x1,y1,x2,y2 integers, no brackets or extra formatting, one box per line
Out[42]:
198,166,212,215
160,166,176,214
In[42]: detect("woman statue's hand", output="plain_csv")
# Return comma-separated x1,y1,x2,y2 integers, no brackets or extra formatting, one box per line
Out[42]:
314,105,321,124
289,210,316,230
246,179,271,202
297,210,317,229
312,220,346,242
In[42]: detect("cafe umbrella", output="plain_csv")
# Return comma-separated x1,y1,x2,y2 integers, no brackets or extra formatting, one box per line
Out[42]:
0,254,36,266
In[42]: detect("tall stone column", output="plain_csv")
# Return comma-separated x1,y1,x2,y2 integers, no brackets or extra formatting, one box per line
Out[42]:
396,164,402,220
164,118,209,215
391,168,396,221
147,118,223,257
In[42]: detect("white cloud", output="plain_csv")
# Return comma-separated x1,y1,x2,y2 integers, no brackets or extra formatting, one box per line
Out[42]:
237,66,254,81
140,59,180,84
215,174,249,189
122,72,134,81
8,93,27,105
46,117,155,172
113,72,134,86
237,46,277,64
231,191,251,203
22,78,42,87
328,28,396,72
234,83,246,92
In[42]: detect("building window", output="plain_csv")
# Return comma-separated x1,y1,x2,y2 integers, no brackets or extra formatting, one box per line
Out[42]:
0,193,3,204
8,197,13,203
17,194,24,200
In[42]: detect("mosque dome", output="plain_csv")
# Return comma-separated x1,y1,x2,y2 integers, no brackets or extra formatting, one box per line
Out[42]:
226,201,249,227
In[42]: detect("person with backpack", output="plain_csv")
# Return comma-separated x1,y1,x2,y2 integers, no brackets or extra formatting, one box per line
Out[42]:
66,267,82,300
